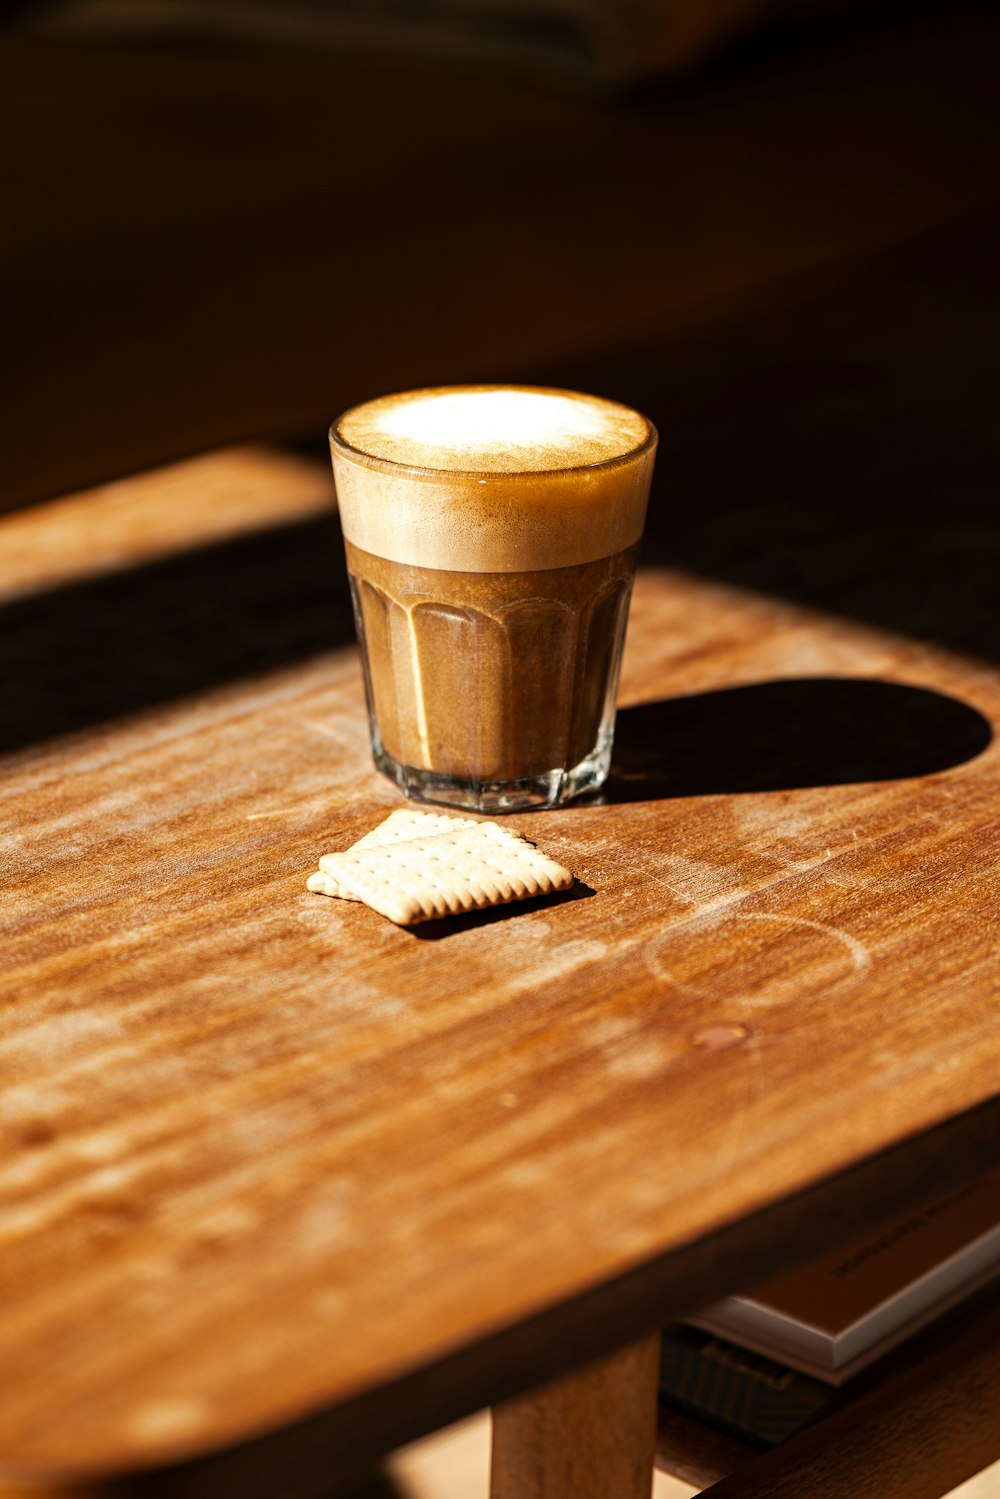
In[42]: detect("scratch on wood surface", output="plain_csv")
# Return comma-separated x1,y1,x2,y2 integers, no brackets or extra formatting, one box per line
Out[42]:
246,808,308,821
128,1398,210,1443
645,879,751,928
513,939,609,987
301,717,359,743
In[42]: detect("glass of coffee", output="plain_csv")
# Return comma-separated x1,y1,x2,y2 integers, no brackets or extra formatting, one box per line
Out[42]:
329,385,657,813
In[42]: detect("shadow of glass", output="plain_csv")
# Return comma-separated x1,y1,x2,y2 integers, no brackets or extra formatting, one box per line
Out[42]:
605,678,992,801
0,513,356,756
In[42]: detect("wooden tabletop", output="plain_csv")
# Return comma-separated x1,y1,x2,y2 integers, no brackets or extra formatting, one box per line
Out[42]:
2,448,998,1490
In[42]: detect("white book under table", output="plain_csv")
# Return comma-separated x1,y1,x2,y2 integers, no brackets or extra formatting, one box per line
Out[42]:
690,1167,1000,1384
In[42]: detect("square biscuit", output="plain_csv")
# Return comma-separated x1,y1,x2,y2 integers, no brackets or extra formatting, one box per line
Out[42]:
316,823,574,925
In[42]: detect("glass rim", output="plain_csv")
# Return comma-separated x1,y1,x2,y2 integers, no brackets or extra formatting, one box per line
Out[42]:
328,384,658,483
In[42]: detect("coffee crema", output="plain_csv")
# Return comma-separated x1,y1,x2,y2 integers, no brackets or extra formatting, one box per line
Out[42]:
331,386,655,574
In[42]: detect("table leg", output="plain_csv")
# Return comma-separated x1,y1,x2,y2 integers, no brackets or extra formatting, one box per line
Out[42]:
490,1334,660,1499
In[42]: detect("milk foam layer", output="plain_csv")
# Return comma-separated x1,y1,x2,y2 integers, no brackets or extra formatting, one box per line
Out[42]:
339,387,650,474
331,386,656,572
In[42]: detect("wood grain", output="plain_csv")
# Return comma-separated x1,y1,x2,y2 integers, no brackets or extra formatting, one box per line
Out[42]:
490,1336,659,1499
0,447,334,605
1,450,999,1486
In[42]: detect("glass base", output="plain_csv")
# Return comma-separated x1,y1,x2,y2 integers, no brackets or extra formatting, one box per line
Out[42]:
374,736,614,814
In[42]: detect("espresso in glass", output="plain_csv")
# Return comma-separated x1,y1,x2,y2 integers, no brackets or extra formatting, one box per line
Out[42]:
330,386,657,812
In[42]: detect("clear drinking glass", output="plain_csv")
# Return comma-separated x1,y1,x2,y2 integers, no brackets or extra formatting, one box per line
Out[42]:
329,385,657,813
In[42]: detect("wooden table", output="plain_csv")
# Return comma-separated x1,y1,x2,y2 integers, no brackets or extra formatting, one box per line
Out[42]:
2,448,998,1498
